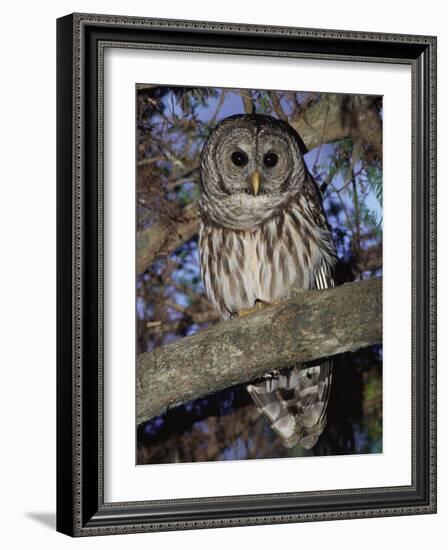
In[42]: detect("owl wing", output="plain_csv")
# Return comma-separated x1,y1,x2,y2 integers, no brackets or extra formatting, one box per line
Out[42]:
247,262,334,449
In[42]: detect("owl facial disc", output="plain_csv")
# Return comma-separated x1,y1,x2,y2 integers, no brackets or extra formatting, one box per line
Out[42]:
199,114,308,230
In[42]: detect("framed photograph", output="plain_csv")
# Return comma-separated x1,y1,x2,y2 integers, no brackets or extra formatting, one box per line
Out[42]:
56,13,437,536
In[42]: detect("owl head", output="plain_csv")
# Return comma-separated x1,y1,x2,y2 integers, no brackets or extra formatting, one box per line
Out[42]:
199,114,309,230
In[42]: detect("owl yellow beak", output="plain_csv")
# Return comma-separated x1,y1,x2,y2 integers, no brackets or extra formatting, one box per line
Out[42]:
251,171,261,196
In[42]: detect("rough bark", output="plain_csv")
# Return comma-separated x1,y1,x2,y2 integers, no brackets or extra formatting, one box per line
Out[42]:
137,277,382,424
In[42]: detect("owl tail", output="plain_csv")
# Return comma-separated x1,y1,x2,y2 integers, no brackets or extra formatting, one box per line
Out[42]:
246,363,333,449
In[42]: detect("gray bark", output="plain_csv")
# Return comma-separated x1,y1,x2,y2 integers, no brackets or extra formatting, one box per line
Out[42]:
137,277,382,424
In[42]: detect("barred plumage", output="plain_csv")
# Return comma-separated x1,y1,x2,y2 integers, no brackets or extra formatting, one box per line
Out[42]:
198,114,337,449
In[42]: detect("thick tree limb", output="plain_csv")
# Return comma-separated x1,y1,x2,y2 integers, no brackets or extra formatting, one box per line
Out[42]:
137,277,382,424
136,202,198,274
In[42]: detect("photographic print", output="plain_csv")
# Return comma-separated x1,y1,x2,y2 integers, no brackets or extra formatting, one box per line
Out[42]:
136,86,383,465
57,14,436,535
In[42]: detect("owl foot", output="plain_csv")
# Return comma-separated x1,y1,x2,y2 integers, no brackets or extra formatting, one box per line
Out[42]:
236,299,271,317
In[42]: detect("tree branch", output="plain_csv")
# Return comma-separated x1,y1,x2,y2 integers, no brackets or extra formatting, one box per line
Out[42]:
136,202,198,274
291,94,382,155
137,277,382,424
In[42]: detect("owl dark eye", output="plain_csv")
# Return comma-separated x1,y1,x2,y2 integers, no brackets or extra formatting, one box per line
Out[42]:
231,150,248,167
263,152,279,168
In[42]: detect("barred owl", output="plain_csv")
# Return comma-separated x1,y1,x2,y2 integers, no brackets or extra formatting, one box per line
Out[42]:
198,114,337,449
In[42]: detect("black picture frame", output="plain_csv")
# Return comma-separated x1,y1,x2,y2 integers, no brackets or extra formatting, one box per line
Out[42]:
57,13,437,536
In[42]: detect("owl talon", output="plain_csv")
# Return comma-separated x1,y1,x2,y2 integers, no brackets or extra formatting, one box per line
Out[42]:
235,306,258,317
236,299,272,317
254,299,270,310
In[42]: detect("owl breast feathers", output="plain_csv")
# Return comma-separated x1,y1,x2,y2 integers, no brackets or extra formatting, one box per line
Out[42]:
198,113,337,449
